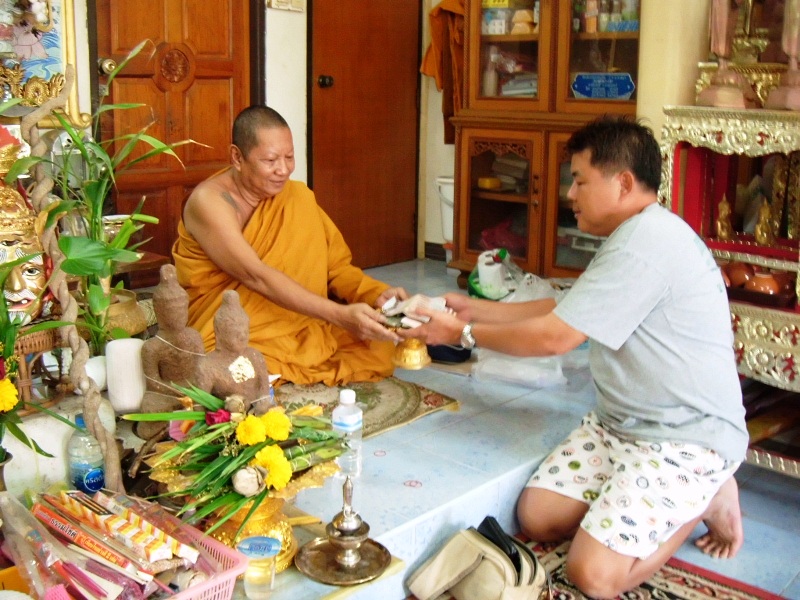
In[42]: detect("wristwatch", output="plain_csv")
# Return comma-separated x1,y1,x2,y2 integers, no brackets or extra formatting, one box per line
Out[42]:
460,322,476,349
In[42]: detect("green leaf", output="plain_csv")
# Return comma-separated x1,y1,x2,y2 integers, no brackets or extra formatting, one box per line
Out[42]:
5,421,54,458
122,411,207,422
172,384,225,411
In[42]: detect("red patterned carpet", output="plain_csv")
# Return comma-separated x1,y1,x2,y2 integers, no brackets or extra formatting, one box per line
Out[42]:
527,540,785,600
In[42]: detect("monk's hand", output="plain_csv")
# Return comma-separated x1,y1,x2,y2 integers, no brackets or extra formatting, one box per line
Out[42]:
340,303,402,342
396,306,465,346
374,286,409,309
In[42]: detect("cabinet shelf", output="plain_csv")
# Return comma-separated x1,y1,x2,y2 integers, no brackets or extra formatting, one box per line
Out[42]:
471,189,530,204
572,31,639,41
482,33,539,43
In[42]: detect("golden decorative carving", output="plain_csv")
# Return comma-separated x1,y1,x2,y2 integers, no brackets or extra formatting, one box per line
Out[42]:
0,63,64,107
731,302,800,391
696,62,786,106
659,106,800,207
470,140,530,160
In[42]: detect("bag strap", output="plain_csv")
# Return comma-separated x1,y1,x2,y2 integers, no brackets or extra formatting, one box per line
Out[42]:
406,530,485,600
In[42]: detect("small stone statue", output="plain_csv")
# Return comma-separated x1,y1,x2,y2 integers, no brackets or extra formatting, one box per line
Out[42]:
716,194,735,240
195,290,273,415
137,264,205,439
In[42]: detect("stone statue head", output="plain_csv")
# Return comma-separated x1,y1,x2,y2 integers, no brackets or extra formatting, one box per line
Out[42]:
153,263,189,329
214,290,250,353
0,185,50,324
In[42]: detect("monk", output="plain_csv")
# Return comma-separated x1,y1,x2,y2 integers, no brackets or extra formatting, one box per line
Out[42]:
173,105,407,386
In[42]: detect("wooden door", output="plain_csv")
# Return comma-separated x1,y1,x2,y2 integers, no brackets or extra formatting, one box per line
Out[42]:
94,0,254,286
310,2,420,268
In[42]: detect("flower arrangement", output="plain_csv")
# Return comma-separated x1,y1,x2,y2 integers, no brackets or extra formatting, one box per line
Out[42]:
124,385,344,538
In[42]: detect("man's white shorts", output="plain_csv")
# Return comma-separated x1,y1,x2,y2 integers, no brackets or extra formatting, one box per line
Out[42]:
526,412,740,559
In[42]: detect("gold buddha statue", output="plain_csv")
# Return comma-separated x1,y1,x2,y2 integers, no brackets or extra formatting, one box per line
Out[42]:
0,156,51,325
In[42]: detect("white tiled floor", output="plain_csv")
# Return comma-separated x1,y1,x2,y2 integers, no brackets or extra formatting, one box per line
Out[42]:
259,259,800,600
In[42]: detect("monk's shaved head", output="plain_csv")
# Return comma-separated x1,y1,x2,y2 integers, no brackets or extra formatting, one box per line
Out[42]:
232,106,290,157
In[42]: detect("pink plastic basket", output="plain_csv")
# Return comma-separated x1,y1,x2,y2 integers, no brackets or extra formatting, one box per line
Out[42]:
172,525,248,600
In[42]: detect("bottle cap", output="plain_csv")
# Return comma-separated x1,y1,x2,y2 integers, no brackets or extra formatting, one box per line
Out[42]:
339,389,356,405
237,536,281,559
75,413,85,428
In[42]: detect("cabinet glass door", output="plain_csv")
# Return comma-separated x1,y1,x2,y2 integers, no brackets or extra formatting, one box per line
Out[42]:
555,0,639,115
466,0,552,112
544,133,604,277
457,129,544,273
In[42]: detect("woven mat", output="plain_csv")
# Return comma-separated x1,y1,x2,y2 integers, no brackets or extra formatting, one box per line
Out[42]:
275,376,459,439
528,540,785,600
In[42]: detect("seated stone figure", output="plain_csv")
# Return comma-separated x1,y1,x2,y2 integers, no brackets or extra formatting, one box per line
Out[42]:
137,264,205,440
195,289,273,415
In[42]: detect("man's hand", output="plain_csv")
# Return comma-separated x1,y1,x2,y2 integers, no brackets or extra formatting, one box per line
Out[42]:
374,287,409,310
338,303,402,342
396,306,466,346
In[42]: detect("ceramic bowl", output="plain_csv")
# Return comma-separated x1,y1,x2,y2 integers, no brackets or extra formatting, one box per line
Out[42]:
725,262,754,288
772,271,796,293
744,272,781,295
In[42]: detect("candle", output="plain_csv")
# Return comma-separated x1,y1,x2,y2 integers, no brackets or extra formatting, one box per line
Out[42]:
105,338,146,413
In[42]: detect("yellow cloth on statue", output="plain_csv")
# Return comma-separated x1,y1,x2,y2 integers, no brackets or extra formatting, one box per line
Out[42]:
173,180,395,386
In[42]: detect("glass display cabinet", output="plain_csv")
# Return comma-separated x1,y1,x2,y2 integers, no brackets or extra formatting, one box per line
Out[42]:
555,0,640,114
450,0,639,281
660,105,800,478
466,0,553,112
456,128,543,273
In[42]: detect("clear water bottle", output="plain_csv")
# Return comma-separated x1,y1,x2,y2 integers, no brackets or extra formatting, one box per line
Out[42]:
238,536,280,600
332,389,362,478
67,413,105,493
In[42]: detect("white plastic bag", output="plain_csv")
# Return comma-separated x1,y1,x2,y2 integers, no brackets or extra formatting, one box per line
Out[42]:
471,348,566,389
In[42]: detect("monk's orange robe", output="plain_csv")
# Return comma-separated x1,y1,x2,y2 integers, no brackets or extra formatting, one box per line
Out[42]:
173,180,395,386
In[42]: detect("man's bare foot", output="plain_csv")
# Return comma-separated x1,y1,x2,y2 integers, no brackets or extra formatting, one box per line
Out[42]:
694,477,743,559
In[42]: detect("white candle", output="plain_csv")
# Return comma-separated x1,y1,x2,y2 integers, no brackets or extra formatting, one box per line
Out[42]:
105,338,146,414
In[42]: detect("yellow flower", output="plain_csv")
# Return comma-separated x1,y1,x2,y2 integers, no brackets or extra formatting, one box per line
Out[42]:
252,445,292,490
0,377,19,413
235,415,266,446
260,409,291,441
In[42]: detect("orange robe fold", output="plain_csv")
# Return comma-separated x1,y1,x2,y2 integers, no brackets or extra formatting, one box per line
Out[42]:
173,180,395,386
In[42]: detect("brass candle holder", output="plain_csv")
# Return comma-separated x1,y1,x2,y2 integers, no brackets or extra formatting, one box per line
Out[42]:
295,477,391,586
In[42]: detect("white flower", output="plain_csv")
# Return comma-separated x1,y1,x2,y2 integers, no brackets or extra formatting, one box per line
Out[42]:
231,465,267,497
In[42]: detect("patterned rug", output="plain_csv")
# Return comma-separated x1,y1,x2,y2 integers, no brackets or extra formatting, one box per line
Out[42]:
527,540,785,600
274,376,459,438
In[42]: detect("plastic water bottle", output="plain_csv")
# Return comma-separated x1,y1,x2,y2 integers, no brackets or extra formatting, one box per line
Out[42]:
67,413,105,493
332,389,362,478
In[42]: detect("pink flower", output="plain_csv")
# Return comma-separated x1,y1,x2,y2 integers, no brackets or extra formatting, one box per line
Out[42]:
0,357,5,380
168,420,189,442
206,409,231,426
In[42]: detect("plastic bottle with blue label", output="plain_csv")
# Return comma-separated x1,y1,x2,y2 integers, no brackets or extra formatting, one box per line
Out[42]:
67,413,105,493
238,536,281,600
332,389,362,478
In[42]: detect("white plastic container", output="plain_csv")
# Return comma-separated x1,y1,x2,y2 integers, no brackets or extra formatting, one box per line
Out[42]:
332,389,363,478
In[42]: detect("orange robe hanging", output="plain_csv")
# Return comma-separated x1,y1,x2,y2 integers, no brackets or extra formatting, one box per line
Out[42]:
173,180,395,386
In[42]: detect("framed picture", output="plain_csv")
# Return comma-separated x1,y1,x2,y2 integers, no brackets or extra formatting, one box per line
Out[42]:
0,0,90,128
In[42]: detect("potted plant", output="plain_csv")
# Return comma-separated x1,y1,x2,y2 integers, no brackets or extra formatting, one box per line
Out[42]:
4,40,196,355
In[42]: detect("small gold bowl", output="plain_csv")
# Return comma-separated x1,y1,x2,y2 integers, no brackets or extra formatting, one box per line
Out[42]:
392,338,431,370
